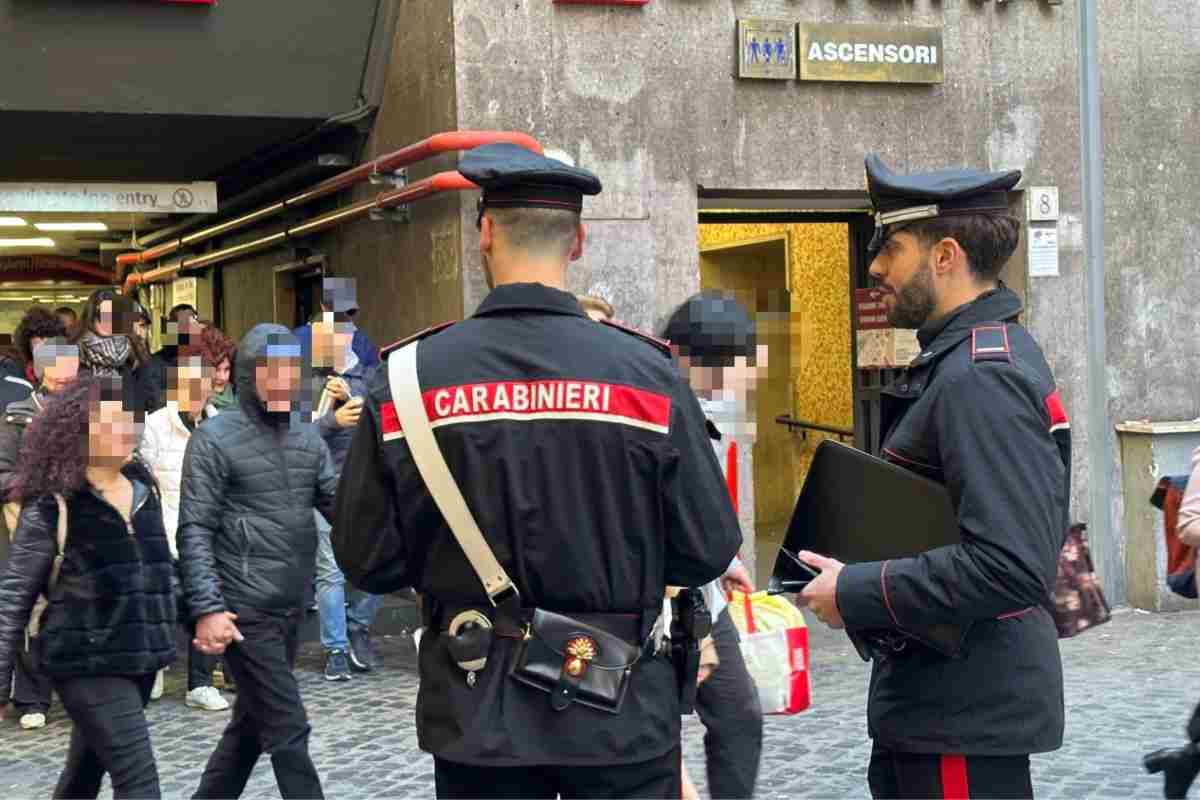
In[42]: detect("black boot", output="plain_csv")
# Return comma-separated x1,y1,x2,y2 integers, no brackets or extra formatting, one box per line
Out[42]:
1145,743,1200,799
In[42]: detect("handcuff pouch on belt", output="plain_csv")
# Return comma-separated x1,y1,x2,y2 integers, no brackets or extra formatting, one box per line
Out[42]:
388,340,645,715
446,610,493,688
509,609,641,715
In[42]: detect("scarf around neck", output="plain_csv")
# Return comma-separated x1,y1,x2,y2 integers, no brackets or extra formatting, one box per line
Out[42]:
79,332,131,376
208,384,237,412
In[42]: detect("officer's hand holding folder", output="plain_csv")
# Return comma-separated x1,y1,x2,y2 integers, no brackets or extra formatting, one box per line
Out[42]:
769,440,968,660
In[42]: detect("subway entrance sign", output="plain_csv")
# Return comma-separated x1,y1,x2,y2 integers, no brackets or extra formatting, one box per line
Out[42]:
798,23,943,84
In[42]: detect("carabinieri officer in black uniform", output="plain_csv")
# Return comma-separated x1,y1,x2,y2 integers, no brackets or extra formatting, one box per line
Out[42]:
797,154,1071,800
331,143,742,799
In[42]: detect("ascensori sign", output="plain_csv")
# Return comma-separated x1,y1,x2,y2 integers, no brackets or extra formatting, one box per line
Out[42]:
798,23,944,84
0,182,218,214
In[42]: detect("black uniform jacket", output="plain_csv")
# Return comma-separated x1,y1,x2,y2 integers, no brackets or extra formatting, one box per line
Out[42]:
333,283,742,767
837,287,1069,756
178,324,339,620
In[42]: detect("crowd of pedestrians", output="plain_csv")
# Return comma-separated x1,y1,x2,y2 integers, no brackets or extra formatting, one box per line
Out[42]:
0,279,398,795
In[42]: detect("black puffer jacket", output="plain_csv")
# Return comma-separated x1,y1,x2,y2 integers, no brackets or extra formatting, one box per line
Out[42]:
178,323,338,619
0,468,177,703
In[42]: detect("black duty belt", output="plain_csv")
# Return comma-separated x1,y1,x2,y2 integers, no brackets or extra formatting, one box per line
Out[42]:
428,603,649,646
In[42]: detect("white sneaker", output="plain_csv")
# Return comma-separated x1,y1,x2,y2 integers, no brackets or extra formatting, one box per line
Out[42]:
150,669,164,701
19,712,46,730
186,686,230,712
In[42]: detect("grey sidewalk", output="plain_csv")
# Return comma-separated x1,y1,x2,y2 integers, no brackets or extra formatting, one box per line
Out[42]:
1,608,1196,798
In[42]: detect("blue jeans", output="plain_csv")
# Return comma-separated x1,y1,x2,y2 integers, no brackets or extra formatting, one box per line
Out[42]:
315,512,381,652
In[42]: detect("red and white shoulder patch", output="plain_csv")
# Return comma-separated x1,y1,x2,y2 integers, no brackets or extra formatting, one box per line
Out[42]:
1044,390,1070,433
599,318,672,356
380,320,457,359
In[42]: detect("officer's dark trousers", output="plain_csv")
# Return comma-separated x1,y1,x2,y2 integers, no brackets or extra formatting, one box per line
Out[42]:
868,743,1033,799
192,610,323,800
434,746,681,799
696,606,763,799
13,646,52,713
53,673,159,799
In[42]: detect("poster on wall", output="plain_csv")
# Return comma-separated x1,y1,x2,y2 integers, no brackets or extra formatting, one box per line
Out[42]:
854,288,920,369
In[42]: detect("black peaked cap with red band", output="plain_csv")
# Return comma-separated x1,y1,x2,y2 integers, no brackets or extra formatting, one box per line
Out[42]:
865,153,1021,257
460,143,602,226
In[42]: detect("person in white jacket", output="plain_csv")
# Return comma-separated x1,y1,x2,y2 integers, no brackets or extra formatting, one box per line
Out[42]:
138,347,230,712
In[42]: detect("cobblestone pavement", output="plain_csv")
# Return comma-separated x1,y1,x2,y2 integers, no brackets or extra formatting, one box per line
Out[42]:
2,608,1197,798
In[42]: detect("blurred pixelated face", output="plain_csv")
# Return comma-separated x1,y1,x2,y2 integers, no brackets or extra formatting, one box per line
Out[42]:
87,399,140,464
133,319,149,340
42,355,79,395
213,357,231,393
311,313,355,369
57,312,76,333
255,356,301,412
869,229,937,329
169,357,214,414
94,300,114,337
162,312,204,346
679,346,769,404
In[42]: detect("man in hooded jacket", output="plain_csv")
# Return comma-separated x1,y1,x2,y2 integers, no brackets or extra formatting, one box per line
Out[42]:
178,323,339,800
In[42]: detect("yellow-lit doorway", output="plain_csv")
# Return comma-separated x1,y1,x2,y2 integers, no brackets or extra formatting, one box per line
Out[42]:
698,214,865,579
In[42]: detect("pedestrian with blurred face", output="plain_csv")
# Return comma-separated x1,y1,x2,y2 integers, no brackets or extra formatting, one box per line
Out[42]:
14,305,67,391
662,291,766,800
145,304,205,412
0,338,79,731
0,374,175,798
73,289,155,414
309,312,381,681
197,325,237,415
178,325,338,799
138,345,230,712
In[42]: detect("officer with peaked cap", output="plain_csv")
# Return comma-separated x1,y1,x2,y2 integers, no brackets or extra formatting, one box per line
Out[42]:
795,154,1071,799
332,143,741,798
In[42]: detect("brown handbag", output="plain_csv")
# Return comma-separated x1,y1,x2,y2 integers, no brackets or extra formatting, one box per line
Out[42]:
1052,523,1111,638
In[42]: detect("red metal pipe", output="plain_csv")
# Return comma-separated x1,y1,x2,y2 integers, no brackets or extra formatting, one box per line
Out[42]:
123,171,478,293
117,131,539,280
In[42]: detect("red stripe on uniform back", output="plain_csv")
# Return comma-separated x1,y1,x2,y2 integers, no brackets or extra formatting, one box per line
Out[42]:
1044,390,1069,429
940,755,970,800
380,380,673,438
422,380,670,428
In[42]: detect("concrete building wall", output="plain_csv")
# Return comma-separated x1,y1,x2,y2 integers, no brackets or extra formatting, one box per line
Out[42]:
449,0,1103,591
325,0,465,347
1098,0,1200,596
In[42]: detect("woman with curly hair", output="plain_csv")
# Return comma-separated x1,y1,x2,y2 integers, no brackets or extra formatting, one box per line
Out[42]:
197,324,237,415
0,374,176,798
14,305,67,384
